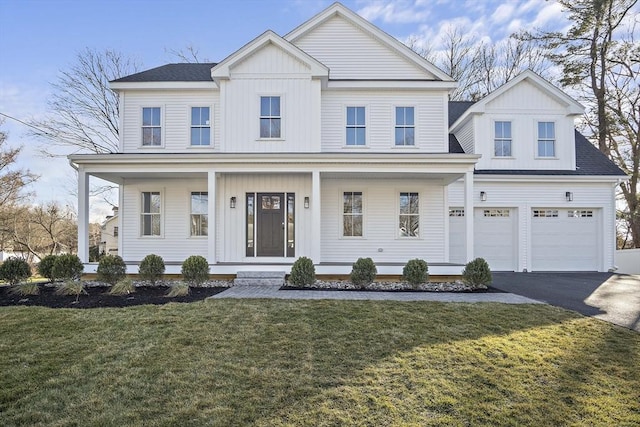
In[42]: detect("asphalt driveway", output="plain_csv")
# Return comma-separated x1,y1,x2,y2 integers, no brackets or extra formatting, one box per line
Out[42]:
492,272,640,332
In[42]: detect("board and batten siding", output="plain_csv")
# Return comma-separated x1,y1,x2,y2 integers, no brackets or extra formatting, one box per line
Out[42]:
454,119,475,154
321,91,448,152
321,178,446,263
121,90,220,153
292,15,432,80
448,180,616,271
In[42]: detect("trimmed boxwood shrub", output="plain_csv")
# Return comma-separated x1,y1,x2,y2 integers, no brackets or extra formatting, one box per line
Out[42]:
403,258,429,288
37,254,58,282
289,256,316,286
52,254,84,281
462,257,492,288
96,255,127,286
350,257,377,288
181,255,209,286
138,254,165,285
0,257,31,286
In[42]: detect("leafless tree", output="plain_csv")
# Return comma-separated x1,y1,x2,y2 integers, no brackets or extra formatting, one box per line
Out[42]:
165,44,210,63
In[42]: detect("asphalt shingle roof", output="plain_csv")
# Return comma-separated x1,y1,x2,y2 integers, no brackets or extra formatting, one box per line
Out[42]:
111,63,217,83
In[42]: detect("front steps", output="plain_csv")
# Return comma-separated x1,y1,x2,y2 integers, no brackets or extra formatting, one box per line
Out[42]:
233,271,286,286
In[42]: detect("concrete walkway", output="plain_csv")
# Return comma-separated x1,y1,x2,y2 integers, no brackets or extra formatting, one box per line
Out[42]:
210,284,542,304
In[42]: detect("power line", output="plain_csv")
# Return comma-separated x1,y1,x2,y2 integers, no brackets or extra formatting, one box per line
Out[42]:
0,111,55,137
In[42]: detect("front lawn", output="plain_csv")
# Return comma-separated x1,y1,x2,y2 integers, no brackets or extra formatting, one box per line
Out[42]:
0,300,638,426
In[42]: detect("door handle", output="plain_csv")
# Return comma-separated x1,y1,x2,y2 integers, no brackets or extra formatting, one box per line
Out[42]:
282,222,285,229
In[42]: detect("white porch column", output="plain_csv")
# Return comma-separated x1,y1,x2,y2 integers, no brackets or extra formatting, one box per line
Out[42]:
464,170,474,263
207,170,217,265
311,170,321,263
77,167,90,263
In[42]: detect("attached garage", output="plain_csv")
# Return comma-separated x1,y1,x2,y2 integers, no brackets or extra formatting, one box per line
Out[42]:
474,208,517,271
531,208,600,271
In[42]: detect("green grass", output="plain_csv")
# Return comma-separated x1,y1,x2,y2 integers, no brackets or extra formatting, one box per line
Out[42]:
0,300,638,426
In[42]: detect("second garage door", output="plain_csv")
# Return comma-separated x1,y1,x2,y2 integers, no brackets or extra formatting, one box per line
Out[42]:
474,208,517,271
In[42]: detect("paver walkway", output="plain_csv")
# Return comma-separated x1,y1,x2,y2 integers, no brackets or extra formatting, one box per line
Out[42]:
210,284,542,304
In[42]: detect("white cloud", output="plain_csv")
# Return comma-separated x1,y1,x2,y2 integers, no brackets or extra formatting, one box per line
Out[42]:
531,1,565,29
358,0,429,24
492,4,516,24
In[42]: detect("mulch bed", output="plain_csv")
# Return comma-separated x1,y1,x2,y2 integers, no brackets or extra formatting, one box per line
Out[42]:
0,285,228,309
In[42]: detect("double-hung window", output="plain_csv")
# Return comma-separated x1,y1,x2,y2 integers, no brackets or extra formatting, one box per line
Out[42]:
142,107,161,146
537,122,555,157
346,107,366,146
399,192,419,237
343,191,363,237
260,96,281,138
190,191,208,236
494,121,512,156
141,192,161,236
191,107,210,146
395,107,415,146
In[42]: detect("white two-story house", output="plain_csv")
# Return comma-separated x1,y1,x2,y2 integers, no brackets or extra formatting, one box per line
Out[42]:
70,2,626,275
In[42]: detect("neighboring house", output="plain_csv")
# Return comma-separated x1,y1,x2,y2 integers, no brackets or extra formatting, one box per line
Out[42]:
70,3,626,275
99,207,119,256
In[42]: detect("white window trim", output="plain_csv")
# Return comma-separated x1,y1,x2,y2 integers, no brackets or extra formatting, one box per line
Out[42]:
343,105,369,148
187,105,213,148
393,105,417,148
139,189,164,238
492,118,514,159
534,119,558,159
339,190,366,239
257,94,284,141
139,106,164,148
188,189,209,238
397,190,421,239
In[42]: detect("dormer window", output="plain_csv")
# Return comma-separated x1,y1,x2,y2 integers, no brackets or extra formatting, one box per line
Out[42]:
537,122,555,157
494,121,512,157
260,96,281,138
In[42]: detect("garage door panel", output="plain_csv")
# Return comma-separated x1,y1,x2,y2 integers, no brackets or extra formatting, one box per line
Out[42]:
475,208,516,271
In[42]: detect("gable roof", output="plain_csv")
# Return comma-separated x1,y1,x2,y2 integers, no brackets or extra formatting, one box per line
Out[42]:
285,2,453,83
111,63,217,83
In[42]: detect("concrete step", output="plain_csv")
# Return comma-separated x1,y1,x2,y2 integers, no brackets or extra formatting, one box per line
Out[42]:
233,278,285,286
236,271,286,279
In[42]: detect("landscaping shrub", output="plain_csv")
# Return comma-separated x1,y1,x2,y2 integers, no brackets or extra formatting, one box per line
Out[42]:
52,254,84,281
10,282,40,296
402,258,429,288
37,254,58,282
462,257,492,288
166,281,190,297
55,280,86,302
181,255,209,286
350,257,377,288
109,278,135,296
96,255,127,286
289,256,316,286
139,254,165,285
0,257,31,286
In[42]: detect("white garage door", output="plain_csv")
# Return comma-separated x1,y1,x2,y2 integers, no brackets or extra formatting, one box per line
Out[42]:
449,208,466,264
531,209,599,271
474,208,517,271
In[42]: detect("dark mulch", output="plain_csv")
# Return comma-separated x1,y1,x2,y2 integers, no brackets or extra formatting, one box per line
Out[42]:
280,285,506,293
0,285,228,309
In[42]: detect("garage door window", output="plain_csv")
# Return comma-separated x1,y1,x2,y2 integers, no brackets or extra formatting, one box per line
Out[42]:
484,209,510,217
568,210,593,218
449,208,464,217
533,209,558,217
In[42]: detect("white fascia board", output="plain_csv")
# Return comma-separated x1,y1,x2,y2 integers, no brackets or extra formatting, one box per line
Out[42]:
326,80,457,90
474,174,627,183
109,81,216,91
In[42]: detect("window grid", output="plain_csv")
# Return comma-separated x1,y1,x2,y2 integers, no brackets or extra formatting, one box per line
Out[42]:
494,121,512,156
260,96,281,138
191,107,211,146
484,209,510,217
141,192,161,236
343,191,363,237
395,107,415,146
533,209,558,218
537,121,555,157
568,210,593,218
190,192,208,236
346,107,366,146
449,208,465,217
399,192,419,237
142,107,161,146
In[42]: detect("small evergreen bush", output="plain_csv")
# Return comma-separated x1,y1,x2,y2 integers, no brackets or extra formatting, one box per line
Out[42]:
139,254,165,285
166,281,190,297
52,254,84,281
37,255,58,282
288,256,316,286
181,255,209,286
96,255,127,285
109,278,135,295
350,257,377,288
402,258,429,288
462,257,492,288
0,257,31,286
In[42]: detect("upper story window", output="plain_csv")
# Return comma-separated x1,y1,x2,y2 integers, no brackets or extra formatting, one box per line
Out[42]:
113,226,119,237
343,191,363,237
260,96,281,138
537,122,555,157
494,121,512,157
346,106,366,146
191,107,210,146
395,107,415,146
190,191,208,236
141,191,161,236
142,107,161,146
399,192,419,238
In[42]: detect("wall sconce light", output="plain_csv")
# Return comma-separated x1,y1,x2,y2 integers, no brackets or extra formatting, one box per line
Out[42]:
304,197,310,209
565,191,573,202
230,196,236,209
480,191,487,202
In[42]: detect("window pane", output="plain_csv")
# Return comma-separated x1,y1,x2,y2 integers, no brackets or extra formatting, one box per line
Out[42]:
343,192,352,213
352,215,363,237
405,128,415,145
409,193,419,214
143,108,152,126
152,108,160,125
400,193,409,214
347,107,355,125
151,215,161,235
260,118,270,138
355,128,365,145
191,107,200,125
201,127,210,145
395,128,404,145
152,128,161,145
271,118,281,138
343,216,353,236
405,107,414,126
356,107,365,125
503,121,511,136
190,128,200,145
396,107,404,125
261,97,270,116
271,97,280,116
151,193,161,213
409,216,419,237
346,128,355,145
353,192,362,213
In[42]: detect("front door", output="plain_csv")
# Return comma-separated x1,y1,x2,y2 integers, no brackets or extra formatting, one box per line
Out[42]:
257,193,285,256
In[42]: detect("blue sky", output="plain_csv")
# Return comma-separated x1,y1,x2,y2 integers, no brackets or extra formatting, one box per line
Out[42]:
0,0,569,220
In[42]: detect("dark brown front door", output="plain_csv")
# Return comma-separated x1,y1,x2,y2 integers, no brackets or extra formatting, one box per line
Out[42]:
257,193,285,256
